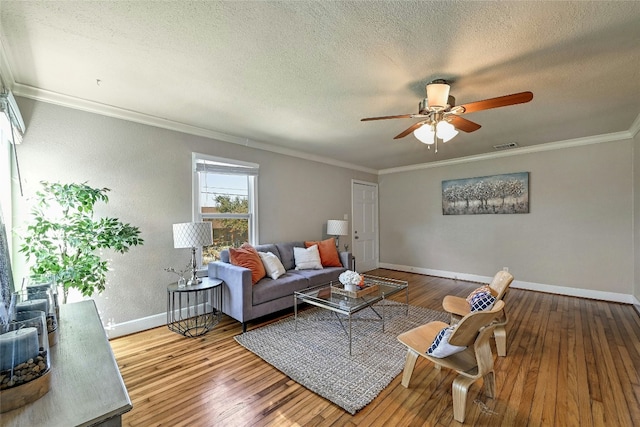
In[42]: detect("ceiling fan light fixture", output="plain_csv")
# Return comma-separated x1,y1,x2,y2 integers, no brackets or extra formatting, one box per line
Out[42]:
426,81,450,110
436,120,459,142
414,124,435,144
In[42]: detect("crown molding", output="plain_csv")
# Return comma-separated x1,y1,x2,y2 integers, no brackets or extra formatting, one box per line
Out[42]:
8,77,639,178
0,33,16,92
11,82,378,175
378,124,638,175
630,111,640,137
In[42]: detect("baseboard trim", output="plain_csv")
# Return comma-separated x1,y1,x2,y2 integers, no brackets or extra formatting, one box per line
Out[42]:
104,302,212,339
105,312,166,339
106,268,637,338
378,263,637,305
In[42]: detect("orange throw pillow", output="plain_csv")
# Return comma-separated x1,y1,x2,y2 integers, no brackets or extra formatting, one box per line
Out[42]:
305,238,342,267
229,242,266,284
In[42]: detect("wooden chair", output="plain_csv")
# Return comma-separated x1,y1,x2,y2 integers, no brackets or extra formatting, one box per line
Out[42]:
397,300,505,423
442,270,514,356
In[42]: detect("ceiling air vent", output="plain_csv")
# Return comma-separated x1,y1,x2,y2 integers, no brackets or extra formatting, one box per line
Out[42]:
493,142,519,150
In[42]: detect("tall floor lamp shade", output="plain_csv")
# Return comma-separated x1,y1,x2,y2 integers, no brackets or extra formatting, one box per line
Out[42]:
327,219,349,249
173,222,213,285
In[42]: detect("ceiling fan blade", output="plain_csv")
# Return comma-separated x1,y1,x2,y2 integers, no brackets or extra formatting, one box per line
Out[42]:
393,122,424,139
449,115,481,133
458,91,533,114
361,114,413,121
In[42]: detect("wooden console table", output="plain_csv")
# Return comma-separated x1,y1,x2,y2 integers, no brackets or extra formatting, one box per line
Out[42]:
3,300,131,426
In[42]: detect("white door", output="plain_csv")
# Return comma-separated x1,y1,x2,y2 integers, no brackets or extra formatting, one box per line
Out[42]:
352,181,378,272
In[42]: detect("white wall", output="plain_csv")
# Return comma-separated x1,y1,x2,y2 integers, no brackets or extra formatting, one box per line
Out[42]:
634,130,640,310
11,98,376,333
379,139,635,301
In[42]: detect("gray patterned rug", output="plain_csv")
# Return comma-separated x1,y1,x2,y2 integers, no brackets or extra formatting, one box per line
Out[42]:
234,302,449,414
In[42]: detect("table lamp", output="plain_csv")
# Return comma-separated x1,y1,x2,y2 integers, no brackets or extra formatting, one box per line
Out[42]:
326,219,348,250
172,222,213,285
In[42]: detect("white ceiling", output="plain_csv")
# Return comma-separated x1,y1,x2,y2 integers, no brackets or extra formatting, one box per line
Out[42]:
1,1,639,171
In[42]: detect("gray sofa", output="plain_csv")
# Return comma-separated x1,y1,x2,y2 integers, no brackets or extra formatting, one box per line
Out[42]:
208,241,352,332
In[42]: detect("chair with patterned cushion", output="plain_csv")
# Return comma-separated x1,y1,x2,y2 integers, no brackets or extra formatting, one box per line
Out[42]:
397,300,505,423
442,270,514,356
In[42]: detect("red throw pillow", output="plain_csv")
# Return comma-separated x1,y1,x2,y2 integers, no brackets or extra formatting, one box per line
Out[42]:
229,242,266,285
305,238,342,267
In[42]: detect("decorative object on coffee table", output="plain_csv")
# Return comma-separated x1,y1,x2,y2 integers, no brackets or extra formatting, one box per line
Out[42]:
172,222,213,285
338,270,364,292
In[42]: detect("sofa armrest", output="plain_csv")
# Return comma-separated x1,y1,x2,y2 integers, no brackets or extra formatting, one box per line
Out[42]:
208,261,253,323
339,251,354,270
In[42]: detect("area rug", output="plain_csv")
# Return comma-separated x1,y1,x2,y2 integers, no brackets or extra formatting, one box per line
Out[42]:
234,302,449,414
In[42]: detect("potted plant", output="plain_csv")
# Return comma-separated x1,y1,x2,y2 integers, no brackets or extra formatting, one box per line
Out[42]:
19,182,143,303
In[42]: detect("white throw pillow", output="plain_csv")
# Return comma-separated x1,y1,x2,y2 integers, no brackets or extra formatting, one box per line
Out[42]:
293,245,323,270
426,325,467,358
258,251,286,280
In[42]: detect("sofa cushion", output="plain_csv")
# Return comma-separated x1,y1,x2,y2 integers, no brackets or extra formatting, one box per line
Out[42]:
220,249,230,263
258,251,286,280
289,266,346,287
275,241,305,270
305,238,342,267
229,243,266,285
252,273,310,305
254,244,280,259
294,245,323,270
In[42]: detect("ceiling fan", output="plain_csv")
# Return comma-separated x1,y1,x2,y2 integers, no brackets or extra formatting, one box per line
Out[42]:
361,79,533,152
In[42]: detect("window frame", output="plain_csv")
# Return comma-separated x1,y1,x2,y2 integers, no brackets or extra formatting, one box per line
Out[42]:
192,153,259,264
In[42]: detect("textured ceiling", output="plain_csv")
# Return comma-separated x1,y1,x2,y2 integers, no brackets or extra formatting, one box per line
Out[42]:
1,1,639,171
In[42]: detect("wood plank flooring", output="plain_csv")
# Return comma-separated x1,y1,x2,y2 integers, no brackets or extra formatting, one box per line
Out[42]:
109,269,640,426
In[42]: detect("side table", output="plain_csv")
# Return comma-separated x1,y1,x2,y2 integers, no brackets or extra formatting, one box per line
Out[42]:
167,277,223,337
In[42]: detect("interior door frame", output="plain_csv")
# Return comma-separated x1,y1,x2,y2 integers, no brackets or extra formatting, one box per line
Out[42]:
351,179,379,271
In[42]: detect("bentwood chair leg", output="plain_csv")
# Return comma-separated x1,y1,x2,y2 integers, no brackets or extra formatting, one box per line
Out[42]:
452,375,475,423
483,371,496,398
401,349,419,387
494,325,507,357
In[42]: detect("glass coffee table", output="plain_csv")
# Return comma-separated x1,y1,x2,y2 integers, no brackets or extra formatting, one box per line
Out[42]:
294,274,409,355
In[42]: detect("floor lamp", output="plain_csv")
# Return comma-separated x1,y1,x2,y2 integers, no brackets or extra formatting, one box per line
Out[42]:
172,222,213,285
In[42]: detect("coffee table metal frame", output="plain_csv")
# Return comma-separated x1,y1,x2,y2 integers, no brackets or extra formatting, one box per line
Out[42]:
294,274,409,355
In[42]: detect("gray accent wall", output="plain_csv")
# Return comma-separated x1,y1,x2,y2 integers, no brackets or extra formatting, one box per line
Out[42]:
11,98,375,326
379,139,635,297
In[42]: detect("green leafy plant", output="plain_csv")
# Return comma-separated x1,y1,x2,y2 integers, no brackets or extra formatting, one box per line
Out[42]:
19,182,144,303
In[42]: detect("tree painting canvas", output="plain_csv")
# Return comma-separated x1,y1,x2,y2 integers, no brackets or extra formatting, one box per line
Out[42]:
442,172,529,215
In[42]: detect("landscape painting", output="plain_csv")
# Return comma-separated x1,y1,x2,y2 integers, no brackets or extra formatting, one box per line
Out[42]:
442,172,529,215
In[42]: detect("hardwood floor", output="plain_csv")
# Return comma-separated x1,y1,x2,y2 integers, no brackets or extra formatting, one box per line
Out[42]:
110,269,640,426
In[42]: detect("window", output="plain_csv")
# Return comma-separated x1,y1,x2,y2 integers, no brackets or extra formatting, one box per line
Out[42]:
193,153,259,265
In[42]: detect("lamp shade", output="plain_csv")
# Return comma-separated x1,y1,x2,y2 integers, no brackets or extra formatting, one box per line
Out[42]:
426,82,450,110
436,120,459,142
414,123,436,144
327,220,348,236
172,222,213,249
